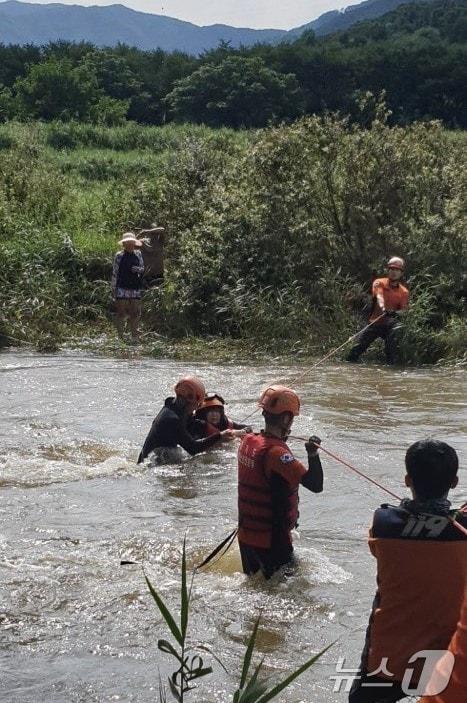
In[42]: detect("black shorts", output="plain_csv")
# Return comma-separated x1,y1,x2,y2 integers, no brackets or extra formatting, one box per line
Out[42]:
239,541,295,580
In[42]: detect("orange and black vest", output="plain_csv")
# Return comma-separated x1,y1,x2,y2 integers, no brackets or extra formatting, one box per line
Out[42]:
363,503,467,683
238,433,299,550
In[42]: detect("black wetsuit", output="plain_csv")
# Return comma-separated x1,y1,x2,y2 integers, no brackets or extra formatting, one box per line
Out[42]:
137,397,221,463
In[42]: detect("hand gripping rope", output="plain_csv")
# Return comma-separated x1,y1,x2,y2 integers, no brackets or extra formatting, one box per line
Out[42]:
288,436,467,539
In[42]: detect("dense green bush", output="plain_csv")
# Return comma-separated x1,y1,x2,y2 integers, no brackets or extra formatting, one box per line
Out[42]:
0,115,465,362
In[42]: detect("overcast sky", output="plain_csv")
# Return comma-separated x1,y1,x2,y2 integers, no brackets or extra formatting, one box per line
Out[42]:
13,1,349,29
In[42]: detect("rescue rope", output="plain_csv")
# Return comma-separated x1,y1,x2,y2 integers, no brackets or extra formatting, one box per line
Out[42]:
195,528,238,571
289,436,402,501
292,312,386,385
239,313,386,424
288,435,467,538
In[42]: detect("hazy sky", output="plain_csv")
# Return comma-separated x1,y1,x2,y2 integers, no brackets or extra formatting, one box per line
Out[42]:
14,1,348,29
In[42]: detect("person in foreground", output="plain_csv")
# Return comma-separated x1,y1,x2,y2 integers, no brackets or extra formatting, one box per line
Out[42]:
137,376,234,464
111,232,145,343
237,385,323,579
419,591,467,703
190,393,251,439
346,256,409,364
350,439,467,703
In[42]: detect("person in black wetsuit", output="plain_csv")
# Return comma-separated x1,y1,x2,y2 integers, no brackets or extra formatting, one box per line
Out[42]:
137,376,234,464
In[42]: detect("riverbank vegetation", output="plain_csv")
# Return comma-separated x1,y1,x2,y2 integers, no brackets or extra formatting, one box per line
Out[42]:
0,110,465,364
0,0,466,128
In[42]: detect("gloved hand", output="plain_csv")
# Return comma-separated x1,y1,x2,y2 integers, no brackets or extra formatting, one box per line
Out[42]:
305,435,321,455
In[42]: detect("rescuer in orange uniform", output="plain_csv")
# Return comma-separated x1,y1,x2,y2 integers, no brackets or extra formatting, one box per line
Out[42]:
237,385,324,579
346,257,409,364
349,439,467,703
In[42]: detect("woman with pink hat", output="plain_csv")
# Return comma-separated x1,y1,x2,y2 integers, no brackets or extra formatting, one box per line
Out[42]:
111,232,145,343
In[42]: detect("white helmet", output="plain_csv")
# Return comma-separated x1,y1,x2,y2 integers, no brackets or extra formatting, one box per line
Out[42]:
387,256,405,270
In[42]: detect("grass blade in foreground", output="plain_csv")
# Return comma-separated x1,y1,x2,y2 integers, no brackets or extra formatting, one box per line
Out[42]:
256,642,335,703
180,537,189,639
144,571,183,646
239,616,261,690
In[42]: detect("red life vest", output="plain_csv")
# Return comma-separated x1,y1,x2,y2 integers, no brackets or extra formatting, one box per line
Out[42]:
238,433,299,549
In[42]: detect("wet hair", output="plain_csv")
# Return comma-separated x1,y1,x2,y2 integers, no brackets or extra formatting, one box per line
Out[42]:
405,439,459,499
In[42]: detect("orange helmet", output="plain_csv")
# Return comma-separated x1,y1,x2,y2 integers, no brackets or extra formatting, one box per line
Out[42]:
259,385,300,416
387,256,405,270
200,393,225,411
174,376,205,407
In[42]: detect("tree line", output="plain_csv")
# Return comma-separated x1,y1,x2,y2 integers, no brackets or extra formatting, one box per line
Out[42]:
0,0,465,128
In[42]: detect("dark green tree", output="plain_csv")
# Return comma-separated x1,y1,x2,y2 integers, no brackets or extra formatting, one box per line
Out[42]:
15,57,102,120
166,56,304,127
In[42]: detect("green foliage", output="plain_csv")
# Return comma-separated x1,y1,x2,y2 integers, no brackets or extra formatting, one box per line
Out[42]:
144,539,212,702
233,618,332,703
15,57,102,121
0,116,465,363
166,56,304,127
0,0,465,127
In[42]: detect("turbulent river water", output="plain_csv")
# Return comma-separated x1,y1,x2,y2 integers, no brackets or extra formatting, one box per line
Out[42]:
1,350,466,703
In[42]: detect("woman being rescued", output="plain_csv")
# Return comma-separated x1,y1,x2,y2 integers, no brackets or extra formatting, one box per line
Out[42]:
189,393,251,440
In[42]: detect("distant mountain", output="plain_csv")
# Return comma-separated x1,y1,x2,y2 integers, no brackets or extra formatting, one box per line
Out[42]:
291,0,432,36
0,0,435,53
0,1,286,52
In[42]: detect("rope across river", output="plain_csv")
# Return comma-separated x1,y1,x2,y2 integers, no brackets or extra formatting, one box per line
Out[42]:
239,313,386,424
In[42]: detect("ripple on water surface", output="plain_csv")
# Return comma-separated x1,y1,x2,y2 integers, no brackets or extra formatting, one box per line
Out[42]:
1,351,466,702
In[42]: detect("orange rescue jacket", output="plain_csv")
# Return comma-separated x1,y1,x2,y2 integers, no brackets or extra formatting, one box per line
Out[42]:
370,277,409,321
419,593,467,703
365,506,467,683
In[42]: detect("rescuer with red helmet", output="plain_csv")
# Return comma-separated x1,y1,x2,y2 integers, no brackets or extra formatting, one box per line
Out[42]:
346,257,409,364
237,385,324,579
137,376,234,463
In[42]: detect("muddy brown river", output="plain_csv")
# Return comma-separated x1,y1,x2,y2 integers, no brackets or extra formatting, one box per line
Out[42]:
1,351,466,702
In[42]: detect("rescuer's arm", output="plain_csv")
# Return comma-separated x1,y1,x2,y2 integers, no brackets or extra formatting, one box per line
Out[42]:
231,421,252,431
301,435,323,493
176,423,234,456
372,279,386,315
